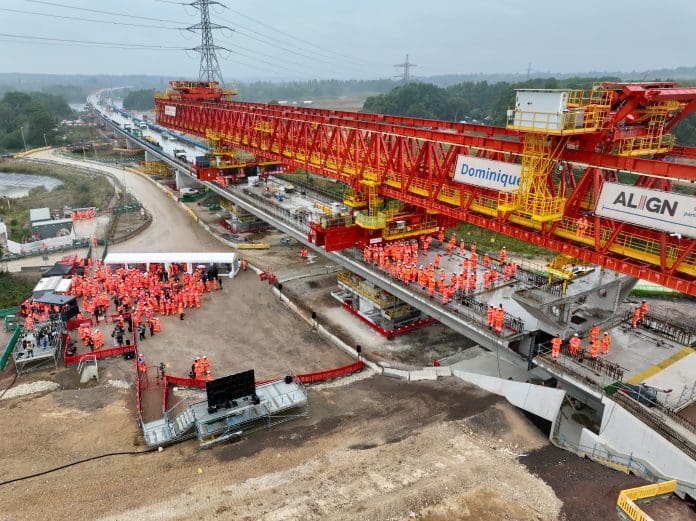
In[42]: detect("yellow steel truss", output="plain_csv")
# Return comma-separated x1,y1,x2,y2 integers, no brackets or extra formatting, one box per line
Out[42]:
497,134,567,222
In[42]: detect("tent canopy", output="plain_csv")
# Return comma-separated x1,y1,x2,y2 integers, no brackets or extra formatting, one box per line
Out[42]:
104,252,236,265
103,252,237,274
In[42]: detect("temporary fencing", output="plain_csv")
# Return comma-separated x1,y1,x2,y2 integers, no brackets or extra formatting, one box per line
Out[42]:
159,359,365,412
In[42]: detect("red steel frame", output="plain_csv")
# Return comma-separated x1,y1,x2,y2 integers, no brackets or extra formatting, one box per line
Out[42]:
156,88,696,296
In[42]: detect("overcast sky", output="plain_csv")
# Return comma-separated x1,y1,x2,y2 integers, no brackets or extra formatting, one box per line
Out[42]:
1,0,695,80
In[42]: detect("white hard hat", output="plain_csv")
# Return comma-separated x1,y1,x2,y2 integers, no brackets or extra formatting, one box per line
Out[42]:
574,333,579,337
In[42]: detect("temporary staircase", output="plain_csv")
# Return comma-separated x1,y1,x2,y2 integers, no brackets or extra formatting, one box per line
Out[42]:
142,396,198,446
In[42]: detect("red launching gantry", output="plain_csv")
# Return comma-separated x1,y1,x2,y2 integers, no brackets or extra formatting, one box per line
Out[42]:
155,80,696,295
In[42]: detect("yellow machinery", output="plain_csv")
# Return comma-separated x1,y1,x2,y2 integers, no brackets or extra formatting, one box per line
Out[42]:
142,161,171,176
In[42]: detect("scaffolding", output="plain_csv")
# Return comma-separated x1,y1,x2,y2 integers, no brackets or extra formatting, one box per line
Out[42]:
336,271,427,329
13,319,64,375
142,161,171,176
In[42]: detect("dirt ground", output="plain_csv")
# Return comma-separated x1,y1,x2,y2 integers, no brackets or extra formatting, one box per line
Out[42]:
3,373,691,521
0,376,558,521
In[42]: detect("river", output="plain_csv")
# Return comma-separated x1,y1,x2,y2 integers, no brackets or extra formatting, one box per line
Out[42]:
0,172,63,199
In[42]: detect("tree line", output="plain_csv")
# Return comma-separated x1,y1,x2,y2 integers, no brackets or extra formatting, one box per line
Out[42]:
363,78,696,146
0,91,73,151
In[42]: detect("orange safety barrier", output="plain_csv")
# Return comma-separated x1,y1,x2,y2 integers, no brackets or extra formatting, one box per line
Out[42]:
65,317,94,331
160,360,365,411
64,343,136,365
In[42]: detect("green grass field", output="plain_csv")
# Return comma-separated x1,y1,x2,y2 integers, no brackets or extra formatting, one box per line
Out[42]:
0,272,37,308
445,222,554,260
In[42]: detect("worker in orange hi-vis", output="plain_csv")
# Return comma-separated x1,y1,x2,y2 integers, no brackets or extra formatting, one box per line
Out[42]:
601,332,611,355
434,253,442,269
241,258,247,271
590,324,600,343
483,254,490,269
499,246,507,263
569,333,581,356
459,240,466,255
470,242,477,255
639,299,648,320
428,278,436,298
551,336,562,359
487,305,495,329
201,356,209,374
205,370,213,381
437,229,445,243
576,216,588,238
494,305,504,334
632,307,641,328
468,272,477,292
178,301,185,321
590,338,600,358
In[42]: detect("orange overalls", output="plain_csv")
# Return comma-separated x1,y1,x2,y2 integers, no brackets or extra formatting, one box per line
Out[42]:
551,337,562,359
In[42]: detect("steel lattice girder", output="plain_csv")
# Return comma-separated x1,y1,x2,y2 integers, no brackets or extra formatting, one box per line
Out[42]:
156,99,696,296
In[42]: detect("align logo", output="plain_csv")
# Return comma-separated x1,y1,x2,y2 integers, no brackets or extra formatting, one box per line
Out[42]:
595,182,696,239
611,191,678,217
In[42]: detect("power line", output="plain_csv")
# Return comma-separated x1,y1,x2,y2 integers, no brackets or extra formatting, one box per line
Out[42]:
1,7,182,30
23,0,187,25
187,0,227,83
221,6,384,67
394,54,417,82
0,32,188,50
153,0,383,71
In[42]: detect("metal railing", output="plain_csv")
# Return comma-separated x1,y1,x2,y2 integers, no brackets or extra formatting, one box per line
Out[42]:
623,309,696,346
76,354,98,380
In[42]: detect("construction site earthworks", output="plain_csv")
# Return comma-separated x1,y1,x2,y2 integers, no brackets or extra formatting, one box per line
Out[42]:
0,150,694,520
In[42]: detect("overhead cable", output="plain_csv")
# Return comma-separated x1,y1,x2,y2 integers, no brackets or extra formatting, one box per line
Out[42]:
0,32,188,50
1,7,182,30
24,0,187,25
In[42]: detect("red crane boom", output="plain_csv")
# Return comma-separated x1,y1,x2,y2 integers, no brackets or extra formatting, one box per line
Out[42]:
155,81,696,295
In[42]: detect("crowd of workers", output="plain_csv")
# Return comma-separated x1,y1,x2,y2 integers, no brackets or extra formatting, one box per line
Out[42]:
190,356,213,381
548,301,648,363
66,260,222,368
360,229,517,334
550,327,613,361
